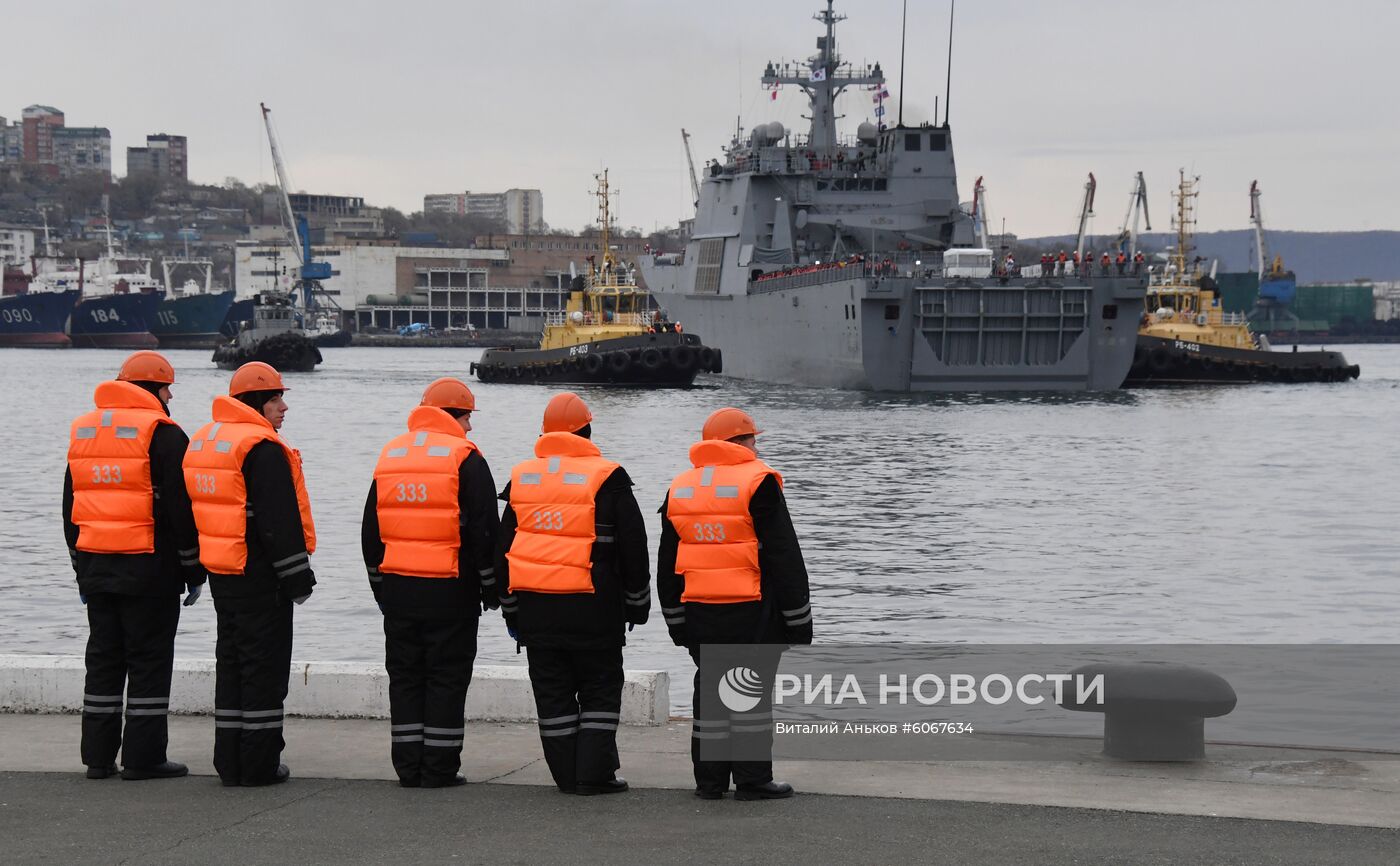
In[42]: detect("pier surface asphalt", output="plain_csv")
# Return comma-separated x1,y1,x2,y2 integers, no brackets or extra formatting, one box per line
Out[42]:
2,714,1397,865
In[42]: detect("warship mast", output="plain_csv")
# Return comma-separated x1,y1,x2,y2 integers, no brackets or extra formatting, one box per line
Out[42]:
761,0,883,154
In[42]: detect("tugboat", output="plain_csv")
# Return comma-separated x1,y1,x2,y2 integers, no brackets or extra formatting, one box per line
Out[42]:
211,290,321,372
471,170,721,386
1124,171,1359,386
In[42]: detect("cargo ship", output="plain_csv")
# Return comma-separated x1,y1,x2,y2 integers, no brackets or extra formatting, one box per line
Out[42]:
0,267,78,348
31,255,161,349
1123,173,1359,386
472,171,721,386
152,257,235,349
31,214,164,349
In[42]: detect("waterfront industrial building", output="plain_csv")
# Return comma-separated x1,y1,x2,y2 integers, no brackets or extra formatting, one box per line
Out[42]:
233,232,656,333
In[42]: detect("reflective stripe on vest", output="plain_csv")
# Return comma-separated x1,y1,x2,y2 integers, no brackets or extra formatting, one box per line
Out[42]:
67,381,177,554
373,405,479,579
183,395,316,575
506,431,619,595
666,439,781,604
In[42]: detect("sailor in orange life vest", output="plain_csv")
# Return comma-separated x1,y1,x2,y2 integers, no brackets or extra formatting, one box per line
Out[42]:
360,377,500,788
496,392,651,795
658,407,812,801
183,361,316,787
62,351,204,781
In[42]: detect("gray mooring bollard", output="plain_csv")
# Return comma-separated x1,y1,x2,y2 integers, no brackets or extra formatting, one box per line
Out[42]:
1058,662,1237,761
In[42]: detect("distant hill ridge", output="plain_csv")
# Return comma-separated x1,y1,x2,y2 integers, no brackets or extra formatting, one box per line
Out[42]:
1022,230,1400,284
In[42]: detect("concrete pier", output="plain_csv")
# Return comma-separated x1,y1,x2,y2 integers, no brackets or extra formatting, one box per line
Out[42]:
2,655,1398,864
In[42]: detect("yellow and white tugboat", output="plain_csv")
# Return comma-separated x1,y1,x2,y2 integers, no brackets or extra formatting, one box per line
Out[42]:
1124,171,1359,386
471,170,721,386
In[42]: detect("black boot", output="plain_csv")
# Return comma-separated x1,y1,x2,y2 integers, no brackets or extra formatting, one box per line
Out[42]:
121,761,189,781
735,781,794,801
242,764,290,787
86,764,119,780
420,773,467,789
575,776,628,796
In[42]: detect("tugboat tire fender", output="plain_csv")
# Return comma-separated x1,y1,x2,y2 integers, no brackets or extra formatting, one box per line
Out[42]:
698,346,716,371
1146,347,1173,374
607,351,631,373
640,347,663,370
671,345,696,371
710,347,723,374
583,353,605,374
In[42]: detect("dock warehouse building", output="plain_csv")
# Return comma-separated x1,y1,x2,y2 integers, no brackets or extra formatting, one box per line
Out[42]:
232,234,654,332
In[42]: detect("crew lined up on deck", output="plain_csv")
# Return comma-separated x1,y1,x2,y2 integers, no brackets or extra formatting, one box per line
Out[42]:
63,353,812,801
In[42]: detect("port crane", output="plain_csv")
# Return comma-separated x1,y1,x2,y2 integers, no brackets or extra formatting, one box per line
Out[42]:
1074,173,1096,264
681,128,700,210
1115,171,1151,260
1247,180,1298,330
260,103,335,317
1249,180,1294,289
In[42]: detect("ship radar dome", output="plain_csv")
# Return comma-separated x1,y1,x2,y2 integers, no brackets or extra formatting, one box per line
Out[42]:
857,122,879,143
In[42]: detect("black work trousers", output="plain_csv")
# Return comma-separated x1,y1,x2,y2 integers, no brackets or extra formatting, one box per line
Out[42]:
81,593,181,770
526,646,624,791
213,600,293,785
689,646,779,793
384,614,477,785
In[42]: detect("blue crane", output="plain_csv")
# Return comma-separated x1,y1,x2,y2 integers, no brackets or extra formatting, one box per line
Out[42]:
262,103,334,313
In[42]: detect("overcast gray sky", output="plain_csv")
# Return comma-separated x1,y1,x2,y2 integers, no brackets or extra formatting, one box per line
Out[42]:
7,0,1397,237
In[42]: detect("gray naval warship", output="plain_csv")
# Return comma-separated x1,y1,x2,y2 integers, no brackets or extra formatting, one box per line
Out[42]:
639,1,1146,392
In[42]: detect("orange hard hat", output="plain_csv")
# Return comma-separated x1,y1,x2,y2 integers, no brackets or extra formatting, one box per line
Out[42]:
702,407,761,442
117,350,175,385
542,391,592,434
228,361,287,396
420,377,476,411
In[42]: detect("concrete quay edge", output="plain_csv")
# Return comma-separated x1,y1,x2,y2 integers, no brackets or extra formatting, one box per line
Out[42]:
1,713,1398,832
0,654,669,726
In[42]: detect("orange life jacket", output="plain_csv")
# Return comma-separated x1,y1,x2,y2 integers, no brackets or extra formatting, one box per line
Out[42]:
372,405,480,579
67,380,177,554
183,395,316,575
666,440,782,604
506,432,619,595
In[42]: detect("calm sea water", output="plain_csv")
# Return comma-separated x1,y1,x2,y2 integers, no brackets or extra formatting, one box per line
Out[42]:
3,345,1397,712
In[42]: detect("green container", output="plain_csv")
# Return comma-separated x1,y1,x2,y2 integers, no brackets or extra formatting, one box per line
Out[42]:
1215,272,1259,314
1294,284,1375,326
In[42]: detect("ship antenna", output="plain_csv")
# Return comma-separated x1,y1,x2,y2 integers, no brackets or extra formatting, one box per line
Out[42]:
898,0,907,127
944,0,956,125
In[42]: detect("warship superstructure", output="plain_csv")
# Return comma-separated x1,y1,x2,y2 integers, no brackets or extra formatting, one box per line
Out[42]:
639,1,1146,391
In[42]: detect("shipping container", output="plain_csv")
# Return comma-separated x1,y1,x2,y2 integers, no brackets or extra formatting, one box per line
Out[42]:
1215,271,1259,314
1294,283,1376,327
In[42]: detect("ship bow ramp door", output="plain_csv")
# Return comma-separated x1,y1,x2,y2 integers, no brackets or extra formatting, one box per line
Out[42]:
912,285,1091,372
